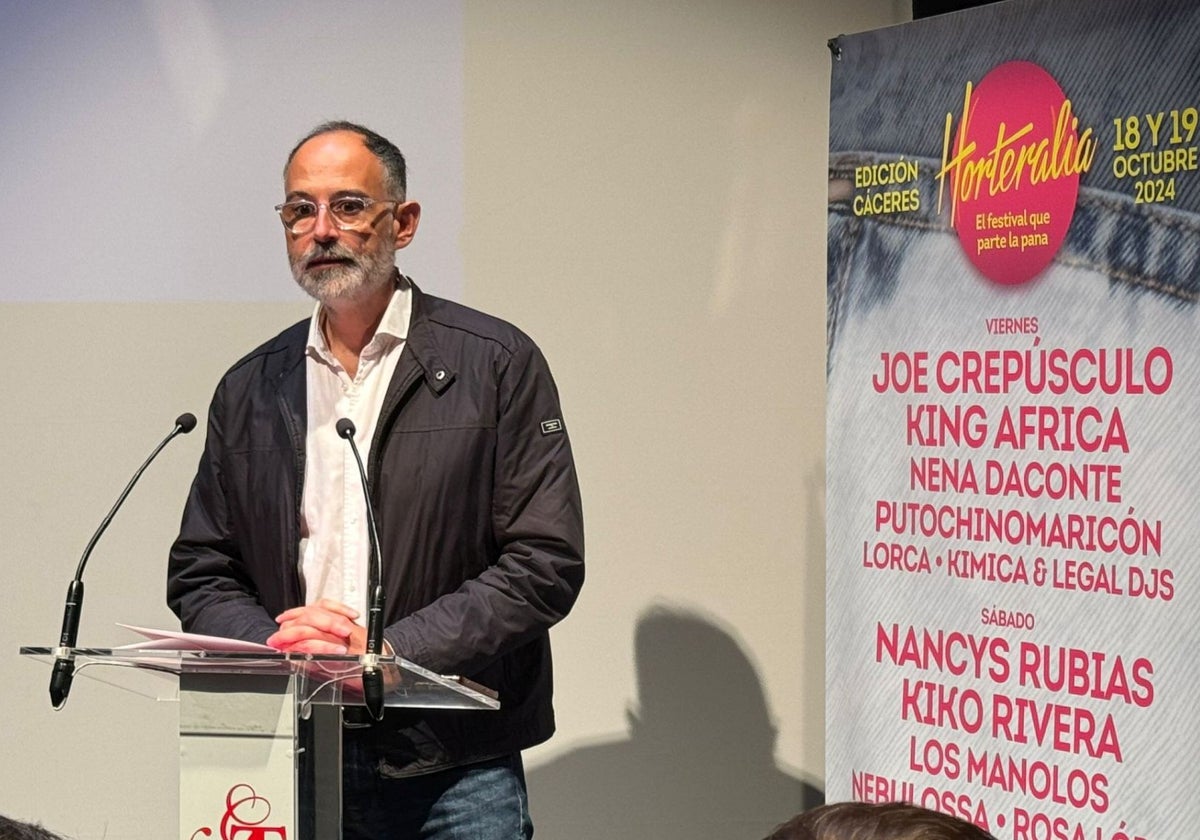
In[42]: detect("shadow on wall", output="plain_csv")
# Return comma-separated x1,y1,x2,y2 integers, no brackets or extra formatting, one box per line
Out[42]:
529,605,823,839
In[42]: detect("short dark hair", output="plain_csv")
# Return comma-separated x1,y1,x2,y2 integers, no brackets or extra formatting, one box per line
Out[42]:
0,814,67,840
285,120,407,200
765,802,998,840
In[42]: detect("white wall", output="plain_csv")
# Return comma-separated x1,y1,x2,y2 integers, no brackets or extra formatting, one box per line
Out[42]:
0,1,907,837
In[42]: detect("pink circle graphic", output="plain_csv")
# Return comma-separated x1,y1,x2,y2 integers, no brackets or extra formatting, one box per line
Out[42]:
950,61,1082,285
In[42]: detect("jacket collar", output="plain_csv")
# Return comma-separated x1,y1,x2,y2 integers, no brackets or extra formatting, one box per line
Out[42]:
265,279,458,444
400,279,456,396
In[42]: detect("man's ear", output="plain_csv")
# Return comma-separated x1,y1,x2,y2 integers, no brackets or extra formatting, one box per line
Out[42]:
392,200,421,249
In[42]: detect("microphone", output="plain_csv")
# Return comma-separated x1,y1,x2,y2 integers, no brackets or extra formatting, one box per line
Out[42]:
49,413,197,709
336,417,386,721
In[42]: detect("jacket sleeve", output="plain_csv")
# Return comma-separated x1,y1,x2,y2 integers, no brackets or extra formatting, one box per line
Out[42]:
166,382,279,645
382,338,585,676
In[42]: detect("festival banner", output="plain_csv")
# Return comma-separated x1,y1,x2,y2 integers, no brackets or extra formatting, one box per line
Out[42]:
826,2,1199,838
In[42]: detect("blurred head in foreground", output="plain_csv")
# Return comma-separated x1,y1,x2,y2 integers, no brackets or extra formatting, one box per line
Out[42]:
765,802,998,840
0,815,67,840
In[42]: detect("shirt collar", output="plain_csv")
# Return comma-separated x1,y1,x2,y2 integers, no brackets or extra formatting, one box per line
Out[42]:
305,274,413,358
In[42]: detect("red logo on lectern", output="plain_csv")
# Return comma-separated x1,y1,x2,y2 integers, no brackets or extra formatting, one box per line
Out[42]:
190,784,287,840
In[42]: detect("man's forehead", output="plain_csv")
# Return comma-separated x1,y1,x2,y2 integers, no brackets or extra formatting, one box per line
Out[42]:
285,131,383,191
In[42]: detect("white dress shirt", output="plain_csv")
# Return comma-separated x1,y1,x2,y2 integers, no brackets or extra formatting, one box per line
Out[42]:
299,279,412,625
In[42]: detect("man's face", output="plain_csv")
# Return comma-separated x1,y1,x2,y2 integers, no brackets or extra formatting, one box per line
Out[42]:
283,131,402,304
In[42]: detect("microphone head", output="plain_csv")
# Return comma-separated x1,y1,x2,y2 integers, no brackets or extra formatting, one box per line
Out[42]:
175,413,198,434
336,418,357,439
50,659,75,709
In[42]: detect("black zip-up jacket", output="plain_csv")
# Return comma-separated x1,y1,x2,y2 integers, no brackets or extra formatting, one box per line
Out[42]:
168,282,584,774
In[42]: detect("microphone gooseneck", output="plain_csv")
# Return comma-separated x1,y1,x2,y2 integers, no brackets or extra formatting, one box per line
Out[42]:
336,417,387,721
49,413,197,709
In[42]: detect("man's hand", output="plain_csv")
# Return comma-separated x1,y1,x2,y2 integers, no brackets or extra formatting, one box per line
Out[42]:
268,598,366,654
268,598,401,699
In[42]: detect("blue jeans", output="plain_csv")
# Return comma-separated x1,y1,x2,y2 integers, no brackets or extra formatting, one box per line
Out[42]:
342,749,533,840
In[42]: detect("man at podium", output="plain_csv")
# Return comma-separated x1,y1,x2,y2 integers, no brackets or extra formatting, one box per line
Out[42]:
167,121,585,839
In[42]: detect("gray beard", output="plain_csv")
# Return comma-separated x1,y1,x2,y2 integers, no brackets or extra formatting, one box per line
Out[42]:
290,243,396,304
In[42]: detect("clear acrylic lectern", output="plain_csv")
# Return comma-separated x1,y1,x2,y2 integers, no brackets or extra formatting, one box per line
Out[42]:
20,646,498,839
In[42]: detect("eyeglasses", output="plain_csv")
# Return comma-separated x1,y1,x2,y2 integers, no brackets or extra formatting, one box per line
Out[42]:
274,196,398,233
